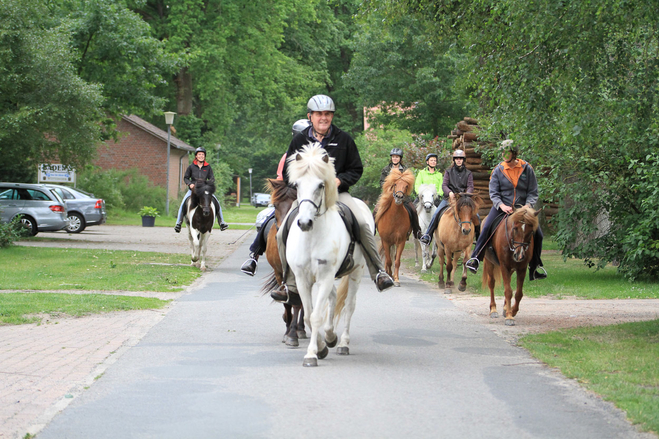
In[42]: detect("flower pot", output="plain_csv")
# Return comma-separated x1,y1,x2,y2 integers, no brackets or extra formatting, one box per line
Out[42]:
141,216,156,227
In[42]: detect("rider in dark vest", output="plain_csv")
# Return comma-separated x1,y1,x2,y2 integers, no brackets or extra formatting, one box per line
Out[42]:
239,119,311,276
419,149,477,245
174,147,228,233
270,94,395,303
464,140,547,281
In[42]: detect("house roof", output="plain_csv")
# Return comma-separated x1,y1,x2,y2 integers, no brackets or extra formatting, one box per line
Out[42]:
122,114,195,152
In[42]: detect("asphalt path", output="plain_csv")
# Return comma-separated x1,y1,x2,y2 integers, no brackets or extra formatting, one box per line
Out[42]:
37,238,652,439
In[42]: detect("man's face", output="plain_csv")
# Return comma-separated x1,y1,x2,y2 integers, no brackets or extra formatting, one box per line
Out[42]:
308,111,334,134
427,157,437,167
391,155,401,164
502,151,514,162
196,152,206,163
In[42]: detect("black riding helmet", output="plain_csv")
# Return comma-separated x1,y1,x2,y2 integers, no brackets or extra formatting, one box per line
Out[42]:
390,148,403,158
195,147,207,155
425,153,438,162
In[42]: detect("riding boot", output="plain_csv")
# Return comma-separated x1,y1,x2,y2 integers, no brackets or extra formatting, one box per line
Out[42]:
357,219,394,292
212,198,229,231
420,206,441,245
174,223,181,233
240,253,259,276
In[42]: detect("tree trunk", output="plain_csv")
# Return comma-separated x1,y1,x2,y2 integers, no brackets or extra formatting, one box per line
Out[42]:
174,67,193,116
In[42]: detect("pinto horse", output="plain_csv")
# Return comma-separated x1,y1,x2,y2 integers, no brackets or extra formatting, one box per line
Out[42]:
483,206,540,326
184,180,215,271
286,143,372,367
435,193,482,294
260,178,307,347
414,184,438,271
375,168,415,286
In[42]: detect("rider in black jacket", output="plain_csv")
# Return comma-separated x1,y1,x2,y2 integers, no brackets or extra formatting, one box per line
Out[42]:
271,95,395,303
174,147,228,233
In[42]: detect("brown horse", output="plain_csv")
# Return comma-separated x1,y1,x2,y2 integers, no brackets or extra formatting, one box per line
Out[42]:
261,178,306,346
435,193,482,294
483,206,540,326
375,168,415,286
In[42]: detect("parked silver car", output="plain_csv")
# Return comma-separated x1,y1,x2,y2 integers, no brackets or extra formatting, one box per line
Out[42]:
45,184,107,233
251,193,271,207
0,182,68,236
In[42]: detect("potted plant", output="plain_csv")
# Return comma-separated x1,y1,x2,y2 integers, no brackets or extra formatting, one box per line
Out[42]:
137,206,159,227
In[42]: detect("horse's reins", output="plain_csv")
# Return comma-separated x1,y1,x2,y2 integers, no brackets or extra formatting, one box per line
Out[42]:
452,203,473,229
298,185,328,217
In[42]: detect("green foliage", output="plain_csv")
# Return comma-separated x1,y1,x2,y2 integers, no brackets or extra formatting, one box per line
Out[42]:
345,11,467,136
137,206,160,217
0,216,24,248
371,0,659,279
0,0,104,181
77,166,166,212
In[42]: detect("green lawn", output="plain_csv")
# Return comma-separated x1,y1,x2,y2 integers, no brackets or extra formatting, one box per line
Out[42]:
521,320,659,435
0,247,200,291
0,292,169,325
405,245,659,300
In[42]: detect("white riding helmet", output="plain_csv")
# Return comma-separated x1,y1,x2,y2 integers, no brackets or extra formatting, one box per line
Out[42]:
307,95,336,113
292,119,312,136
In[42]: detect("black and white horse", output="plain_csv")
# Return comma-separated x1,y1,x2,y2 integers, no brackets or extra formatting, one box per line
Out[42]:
184,181,216,271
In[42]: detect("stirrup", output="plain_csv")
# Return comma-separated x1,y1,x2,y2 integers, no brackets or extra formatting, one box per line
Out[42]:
240,256,258,276
465,258,479,274
270,284,289,303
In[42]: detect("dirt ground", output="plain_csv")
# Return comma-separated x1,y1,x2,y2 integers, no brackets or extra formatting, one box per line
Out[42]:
17,225,659,344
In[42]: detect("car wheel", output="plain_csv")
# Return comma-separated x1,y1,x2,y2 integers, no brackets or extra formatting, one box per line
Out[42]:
66,212,86,233
19,215,38,236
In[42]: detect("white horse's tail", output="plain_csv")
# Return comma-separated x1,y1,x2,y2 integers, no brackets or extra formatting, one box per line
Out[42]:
333,275,350,325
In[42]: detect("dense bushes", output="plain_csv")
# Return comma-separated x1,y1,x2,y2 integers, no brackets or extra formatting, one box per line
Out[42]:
0,216,27,247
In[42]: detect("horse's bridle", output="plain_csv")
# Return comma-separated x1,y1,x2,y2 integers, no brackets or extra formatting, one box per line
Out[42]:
504,214,533,252
452,206,473,229
392,183,405,203
298,185,327,217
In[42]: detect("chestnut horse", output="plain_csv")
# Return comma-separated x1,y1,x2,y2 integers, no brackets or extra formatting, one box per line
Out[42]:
260,178,306,346
375,169,415,287
483,207,540,326
435,193,482,294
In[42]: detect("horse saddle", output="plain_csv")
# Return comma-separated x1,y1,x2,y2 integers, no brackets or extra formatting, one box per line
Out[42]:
281,201,360,278
485,213,507,265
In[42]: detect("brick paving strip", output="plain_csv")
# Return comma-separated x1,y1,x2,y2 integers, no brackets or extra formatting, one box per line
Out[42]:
0,225,252,439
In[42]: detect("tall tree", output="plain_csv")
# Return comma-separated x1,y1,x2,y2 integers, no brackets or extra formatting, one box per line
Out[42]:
0,0,104,182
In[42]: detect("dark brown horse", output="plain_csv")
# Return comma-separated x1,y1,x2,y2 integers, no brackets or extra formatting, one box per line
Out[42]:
483,206,540,326
260,178,306,346
375,169,415,286
435,193,482,294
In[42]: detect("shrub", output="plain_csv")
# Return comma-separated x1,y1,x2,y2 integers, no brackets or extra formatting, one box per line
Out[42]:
137,206,160,217
0,216,27,247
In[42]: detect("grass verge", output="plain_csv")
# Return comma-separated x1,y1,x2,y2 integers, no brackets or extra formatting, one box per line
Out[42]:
520,320,659,435
404,246,659,299
0,247,200,291
0,292,169,325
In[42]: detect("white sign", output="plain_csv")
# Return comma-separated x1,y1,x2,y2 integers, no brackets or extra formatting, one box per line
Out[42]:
38,164,76,183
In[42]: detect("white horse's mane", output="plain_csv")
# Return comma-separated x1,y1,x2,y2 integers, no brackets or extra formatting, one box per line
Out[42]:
287,143,338,208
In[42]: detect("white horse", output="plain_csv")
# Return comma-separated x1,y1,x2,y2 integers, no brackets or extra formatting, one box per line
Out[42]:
184,181,216,271
286,143,370,367
414,184,437,271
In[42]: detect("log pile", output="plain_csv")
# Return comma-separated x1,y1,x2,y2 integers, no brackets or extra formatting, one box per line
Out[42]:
447,117,559,223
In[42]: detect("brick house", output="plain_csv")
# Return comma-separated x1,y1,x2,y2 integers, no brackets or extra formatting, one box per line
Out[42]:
95,115,195,199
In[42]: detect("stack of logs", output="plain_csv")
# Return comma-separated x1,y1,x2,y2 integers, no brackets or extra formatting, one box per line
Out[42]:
447,117,560,221
447,117,493,216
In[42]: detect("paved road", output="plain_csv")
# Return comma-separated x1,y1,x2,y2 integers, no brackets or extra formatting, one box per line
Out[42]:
37,239,651,439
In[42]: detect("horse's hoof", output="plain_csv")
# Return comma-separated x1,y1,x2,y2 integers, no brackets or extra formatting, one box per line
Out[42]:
303,357,318,367
446,281,454,288
337,346,349,355
318,345,329,360
505,319,516,326
284,336,299,347
438,282,445,289
421,268,427,273
490,312,499,319
415,263,420,268
458,283,466,292
297,330,307,339
394,281,401,287
444,288,452,295
326,336,337,348
200,266,207,272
